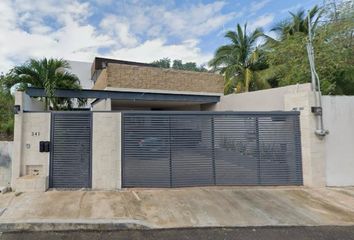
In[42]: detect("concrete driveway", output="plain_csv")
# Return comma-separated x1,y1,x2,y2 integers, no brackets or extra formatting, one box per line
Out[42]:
1,187,354,230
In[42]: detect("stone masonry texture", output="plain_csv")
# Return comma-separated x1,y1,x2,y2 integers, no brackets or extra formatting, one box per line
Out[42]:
93,63,224,93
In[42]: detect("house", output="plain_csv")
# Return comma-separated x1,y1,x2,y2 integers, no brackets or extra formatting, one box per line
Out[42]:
67,60,93,90
11,57,324,191
90,57,224,111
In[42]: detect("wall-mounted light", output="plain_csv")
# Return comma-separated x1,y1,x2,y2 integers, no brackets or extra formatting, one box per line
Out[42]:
13,105,21,114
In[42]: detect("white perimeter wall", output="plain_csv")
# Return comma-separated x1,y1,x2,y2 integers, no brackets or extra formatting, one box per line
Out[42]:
323,96,354,186
206,84,311,111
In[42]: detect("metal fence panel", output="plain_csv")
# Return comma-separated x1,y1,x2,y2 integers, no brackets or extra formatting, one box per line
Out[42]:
122,112,302,187
123,115,171,187
213,115,259,185
50,112,92,188
170,115,214,187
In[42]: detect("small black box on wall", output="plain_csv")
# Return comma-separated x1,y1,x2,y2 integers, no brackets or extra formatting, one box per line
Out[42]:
39,141,50,152
311,106,323,116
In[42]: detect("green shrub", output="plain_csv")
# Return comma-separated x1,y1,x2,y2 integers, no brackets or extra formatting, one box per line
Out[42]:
0,79,14,140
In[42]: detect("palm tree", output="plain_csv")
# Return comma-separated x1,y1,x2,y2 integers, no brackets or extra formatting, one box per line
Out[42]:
209,24,270,94
271,6,322,40
259,6,324,87
4,58,85,110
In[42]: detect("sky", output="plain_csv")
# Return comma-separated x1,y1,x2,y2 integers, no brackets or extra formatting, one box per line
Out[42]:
0,0,325,73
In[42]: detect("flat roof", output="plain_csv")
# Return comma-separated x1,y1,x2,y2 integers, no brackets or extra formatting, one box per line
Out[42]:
25,87,220,104
92,57,156,71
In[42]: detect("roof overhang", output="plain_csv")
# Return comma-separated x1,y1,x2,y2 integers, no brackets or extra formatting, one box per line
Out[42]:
25,87,220,104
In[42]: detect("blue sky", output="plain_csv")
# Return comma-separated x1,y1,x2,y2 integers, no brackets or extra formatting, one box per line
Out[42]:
0,0,324,72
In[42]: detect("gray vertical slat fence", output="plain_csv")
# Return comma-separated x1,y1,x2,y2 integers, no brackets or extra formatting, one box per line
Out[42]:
122,111,302,187
50,112,92,188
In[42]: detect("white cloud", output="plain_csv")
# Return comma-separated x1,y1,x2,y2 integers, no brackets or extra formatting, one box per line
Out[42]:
99,15,139,48
280,3,302,13
266,31,278,40
0,0,112,72
250,0,271,13
108,38,212,66
248,14,275,30
94,0,113,5
0,0,235,73
107,1,236,39
0,21,113,68
163,2,235,38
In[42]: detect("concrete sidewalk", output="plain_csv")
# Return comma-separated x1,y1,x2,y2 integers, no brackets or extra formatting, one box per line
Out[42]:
1,187,354,231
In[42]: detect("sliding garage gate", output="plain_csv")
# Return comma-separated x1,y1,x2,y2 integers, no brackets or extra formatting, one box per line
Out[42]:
122,111,302,187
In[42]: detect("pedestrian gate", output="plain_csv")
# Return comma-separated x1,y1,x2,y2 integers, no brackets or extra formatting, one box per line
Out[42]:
122,112,302,187
50,112,92,188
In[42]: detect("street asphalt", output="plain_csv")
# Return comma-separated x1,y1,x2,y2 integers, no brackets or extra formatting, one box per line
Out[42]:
1,226,354,240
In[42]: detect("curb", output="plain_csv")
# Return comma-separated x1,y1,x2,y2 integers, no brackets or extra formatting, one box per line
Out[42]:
0,219,152,232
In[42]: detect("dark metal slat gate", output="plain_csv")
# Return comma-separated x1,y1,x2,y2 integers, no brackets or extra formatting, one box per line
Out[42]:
122,112,302,187
50,112,92,188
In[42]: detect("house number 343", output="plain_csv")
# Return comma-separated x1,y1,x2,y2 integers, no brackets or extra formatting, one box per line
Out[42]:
32,132,40,136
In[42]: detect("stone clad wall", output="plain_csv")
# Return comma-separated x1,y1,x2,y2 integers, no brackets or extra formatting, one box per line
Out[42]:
92,69,107,90
92,112,121,189
12,107,51,192
93,63,224,94
284,92,326,187
20,113,51,177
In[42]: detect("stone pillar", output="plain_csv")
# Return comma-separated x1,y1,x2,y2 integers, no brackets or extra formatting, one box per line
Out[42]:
284,92,326,187
92,112,121,189
11,91,51,192
11,92,24,189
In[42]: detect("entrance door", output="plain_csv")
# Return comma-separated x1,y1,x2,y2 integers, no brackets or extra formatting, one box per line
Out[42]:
50,112,92,188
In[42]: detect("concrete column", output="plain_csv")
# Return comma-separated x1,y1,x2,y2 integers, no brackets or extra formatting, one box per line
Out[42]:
11,92,24,189
92,112,121,189
91,98,111,111
11,92,50,192
284,92,326,187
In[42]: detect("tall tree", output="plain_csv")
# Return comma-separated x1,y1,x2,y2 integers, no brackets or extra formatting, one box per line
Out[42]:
209,24,270,94
172,60,184,70
262,2,354,95
3,58,85,110
271,6,323,40
151,58,171,68
152,58,207,72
